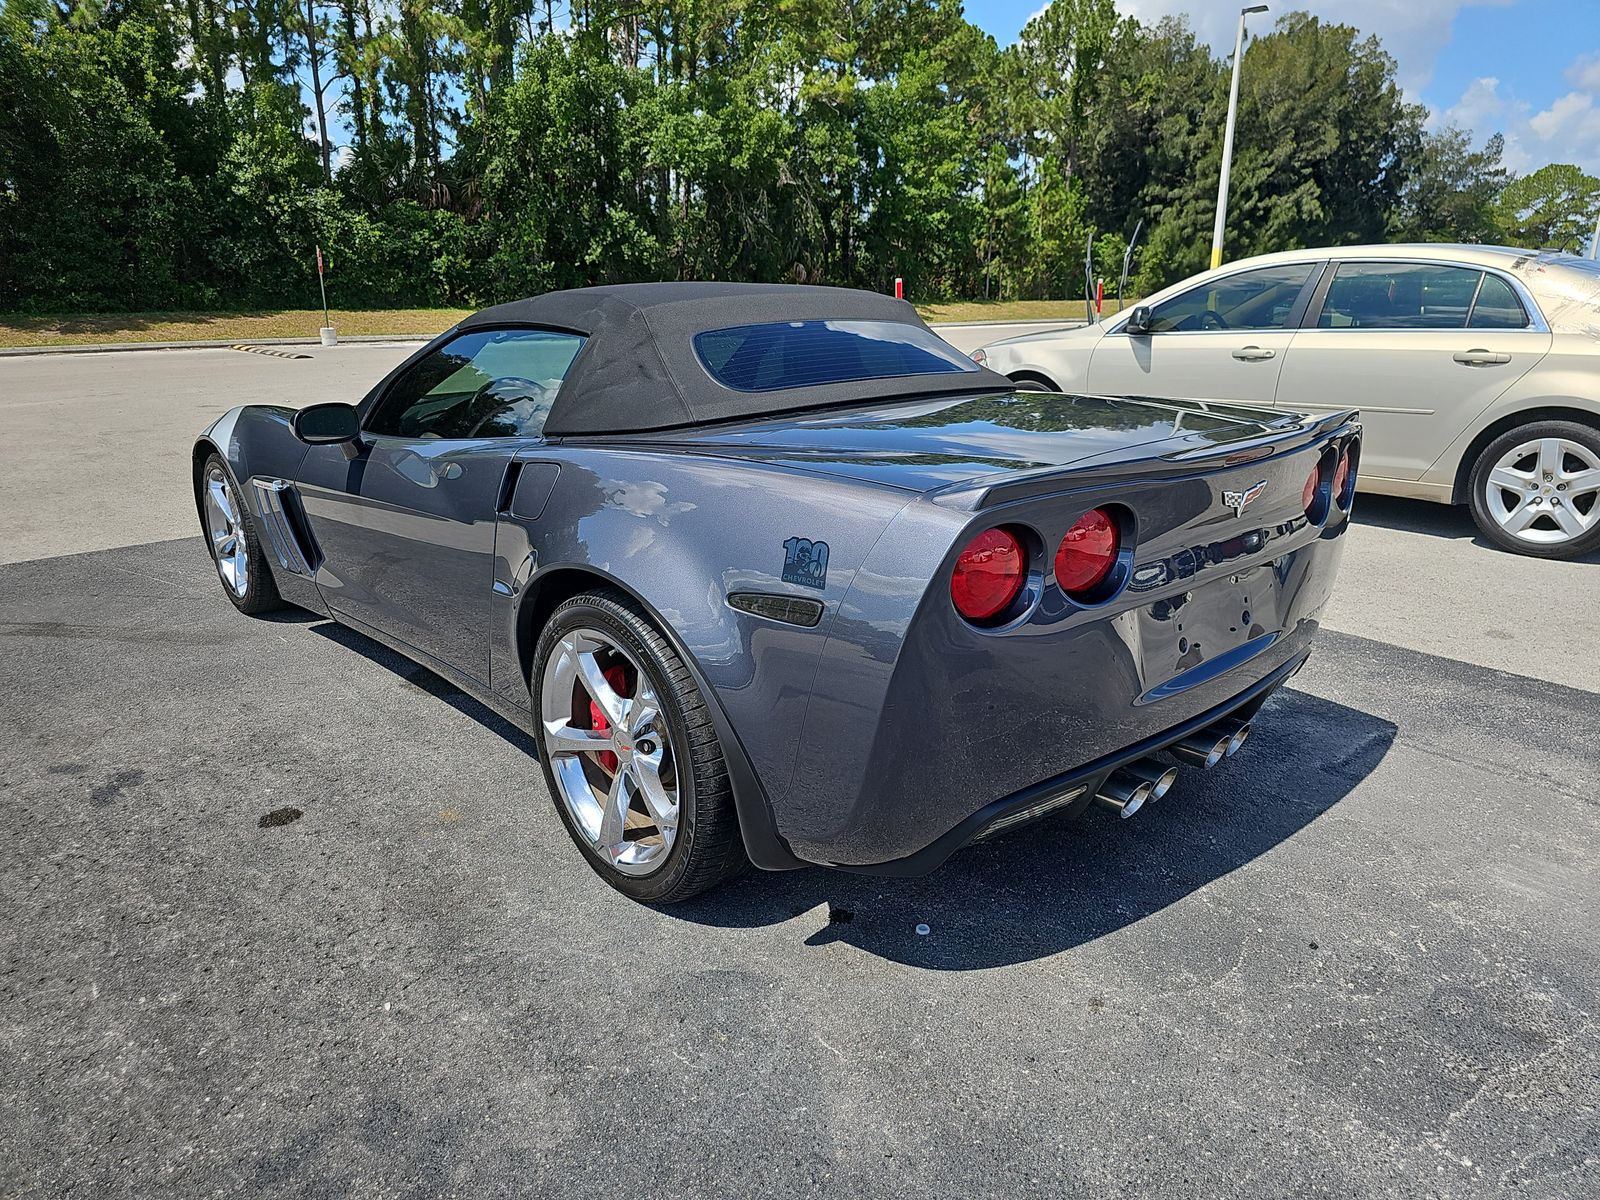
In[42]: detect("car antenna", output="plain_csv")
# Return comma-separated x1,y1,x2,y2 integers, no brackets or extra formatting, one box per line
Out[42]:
1119,218,1144,314
1084,230,1097,326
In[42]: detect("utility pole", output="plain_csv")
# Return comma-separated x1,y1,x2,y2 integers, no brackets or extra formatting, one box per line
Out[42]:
1211,5,1269,270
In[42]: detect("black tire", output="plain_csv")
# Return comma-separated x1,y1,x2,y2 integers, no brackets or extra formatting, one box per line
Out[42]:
198,453,285,615
1466,420,1600,560
1008,372,1058,392
533,589,748,903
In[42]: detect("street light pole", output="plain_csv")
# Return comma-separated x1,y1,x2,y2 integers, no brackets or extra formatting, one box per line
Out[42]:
1210,5,1268,270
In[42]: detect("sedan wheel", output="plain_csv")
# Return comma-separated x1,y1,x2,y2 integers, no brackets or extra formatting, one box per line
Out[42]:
1470,422,1600,558
532,590,748,902
539,628,680,877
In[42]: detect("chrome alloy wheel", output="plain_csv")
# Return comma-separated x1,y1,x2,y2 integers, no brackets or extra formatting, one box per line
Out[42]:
1484,437,1600,546
202,465,249,597
539,628,680,876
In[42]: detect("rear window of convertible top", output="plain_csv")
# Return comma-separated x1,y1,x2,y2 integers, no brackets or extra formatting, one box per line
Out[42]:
693,319,980,393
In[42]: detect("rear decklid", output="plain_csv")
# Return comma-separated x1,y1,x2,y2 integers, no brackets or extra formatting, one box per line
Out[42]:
635,389,1312,496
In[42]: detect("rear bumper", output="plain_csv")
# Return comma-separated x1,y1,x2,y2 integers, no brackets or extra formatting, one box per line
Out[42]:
828,646,1309,877
776,499,1348,868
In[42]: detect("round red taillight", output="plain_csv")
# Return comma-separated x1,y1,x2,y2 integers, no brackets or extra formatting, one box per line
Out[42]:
951,527,1025,621
1055,508,1119,595
1333,448,1352,504
1303,465,1320,513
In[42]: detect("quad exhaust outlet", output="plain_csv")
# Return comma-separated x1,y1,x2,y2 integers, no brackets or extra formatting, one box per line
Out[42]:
1092,760,1178,819
1092,771,1154,819
1091,717,1252,819
1121,759,1179,800
1171,719,1252,768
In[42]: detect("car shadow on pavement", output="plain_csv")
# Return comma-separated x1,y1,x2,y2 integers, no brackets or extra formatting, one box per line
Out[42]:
259,607,323,625
667,688,1396,970
302,615,1395,971
310,621,539,756
1353,495,1600,563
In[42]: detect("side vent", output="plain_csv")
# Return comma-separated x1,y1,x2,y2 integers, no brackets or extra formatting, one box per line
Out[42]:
727,593,825,628
496,460,524,514
249,478,320,575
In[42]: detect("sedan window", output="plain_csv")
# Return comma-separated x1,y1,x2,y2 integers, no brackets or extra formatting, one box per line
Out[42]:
366,329,586,439
1468,274,1529,329
1145,263,1317,333
1317,262,1482,330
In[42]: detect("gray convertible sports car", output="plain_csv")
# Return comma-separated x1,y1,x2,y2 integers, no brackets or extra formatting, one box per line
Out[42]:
193,283,1359,902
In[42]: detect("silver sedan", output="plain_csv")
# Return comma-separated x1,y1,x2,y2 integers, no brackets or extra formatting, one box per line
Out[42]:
975,245,1600,558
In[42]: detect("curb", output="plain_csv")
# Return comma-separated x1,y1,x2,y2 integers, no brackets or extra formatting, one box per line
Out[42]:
0,333,433,357
0,317,1094,357
928,318,1090,331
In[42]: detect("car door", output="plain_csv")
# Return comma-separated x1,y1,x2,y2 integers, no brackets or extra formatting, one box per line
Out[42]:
296,326,586,683
1274,261,1552,480
1086,261,1323,406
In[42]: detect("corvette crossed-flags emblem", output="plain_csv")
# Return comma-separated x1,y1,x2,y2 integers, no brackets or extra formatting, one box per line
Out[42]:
1222,479,1269,518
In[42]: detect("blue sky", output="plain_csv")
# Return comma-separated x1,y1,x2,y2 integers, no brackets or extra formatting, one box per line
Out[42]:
967,1,1600,175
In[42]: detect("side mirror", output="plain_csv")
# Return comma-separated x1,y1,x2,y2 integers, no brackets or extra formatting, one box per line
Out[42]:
292,402,361,445
1124,305,1153,335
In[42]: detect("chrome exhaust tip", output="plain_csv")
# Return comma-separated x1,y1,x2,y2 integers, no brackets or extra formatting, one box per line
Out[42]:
1093,772,1153,819
1171,727,1234,769
1220,719,1251,757
1121,759,1179,801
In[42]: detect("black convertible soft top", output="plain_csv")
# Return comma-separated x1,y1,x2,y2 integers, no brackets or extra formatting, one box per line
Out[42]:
456,282,1014,436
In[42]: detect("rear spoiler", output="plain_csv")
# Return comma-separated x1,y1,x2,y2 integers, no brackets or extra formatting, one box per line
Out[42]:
929,409,1360,512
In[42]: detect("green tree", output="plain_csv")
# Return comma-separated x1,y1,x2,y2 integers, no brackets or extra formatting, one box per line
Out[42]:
1397,128,1510,243
0,9,199,309
1496,163,1600,251
3,0,1594,316
476,33,658,294
1076,15,1220,292
1004,0,1119,189
1128,12,1424,286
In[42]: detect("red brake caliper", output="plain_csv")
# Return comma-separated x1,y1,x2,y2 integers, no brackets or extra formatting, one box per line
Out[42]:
589,665,631,774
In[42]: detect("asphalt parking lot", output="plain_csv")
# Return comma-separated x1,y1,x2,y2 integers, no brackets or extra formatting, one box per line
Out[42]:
2,343,1598,1198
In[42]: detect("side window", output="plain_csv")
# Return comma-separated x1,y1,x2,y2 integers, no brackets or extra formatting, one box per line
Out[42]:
1317,263,1480,330
1468,274,1529,329
1146,263,1316,333
365,328,585,439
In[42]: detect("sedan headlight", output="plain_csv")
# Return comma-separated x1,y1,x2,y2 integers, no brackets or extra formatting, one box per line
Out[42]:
970,347,988,366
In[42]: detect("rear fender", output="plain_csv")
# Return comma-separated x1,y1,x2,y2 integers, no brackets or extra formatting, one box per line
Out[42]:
1420,340,1600,496
492,447,915,858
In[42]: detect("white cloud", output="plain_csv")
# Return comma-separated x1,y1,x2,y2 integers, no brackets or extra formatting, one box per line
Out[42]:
1114,0,1513,93
1436,76,1513,133
1529,91,1594,140
1567,52,1600,93
1436,65,1600,176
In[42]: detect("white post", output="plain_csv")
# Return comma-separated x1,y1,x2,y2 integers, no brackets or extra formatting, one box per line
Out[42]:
316,245,336,346
1210,6,1268,271
1590,209,1599,260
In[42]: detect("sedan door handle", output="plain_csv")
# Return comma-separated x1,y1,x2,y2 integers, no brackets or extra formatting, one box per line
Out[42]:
1231,345,1276,361
1453,349,1511,366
